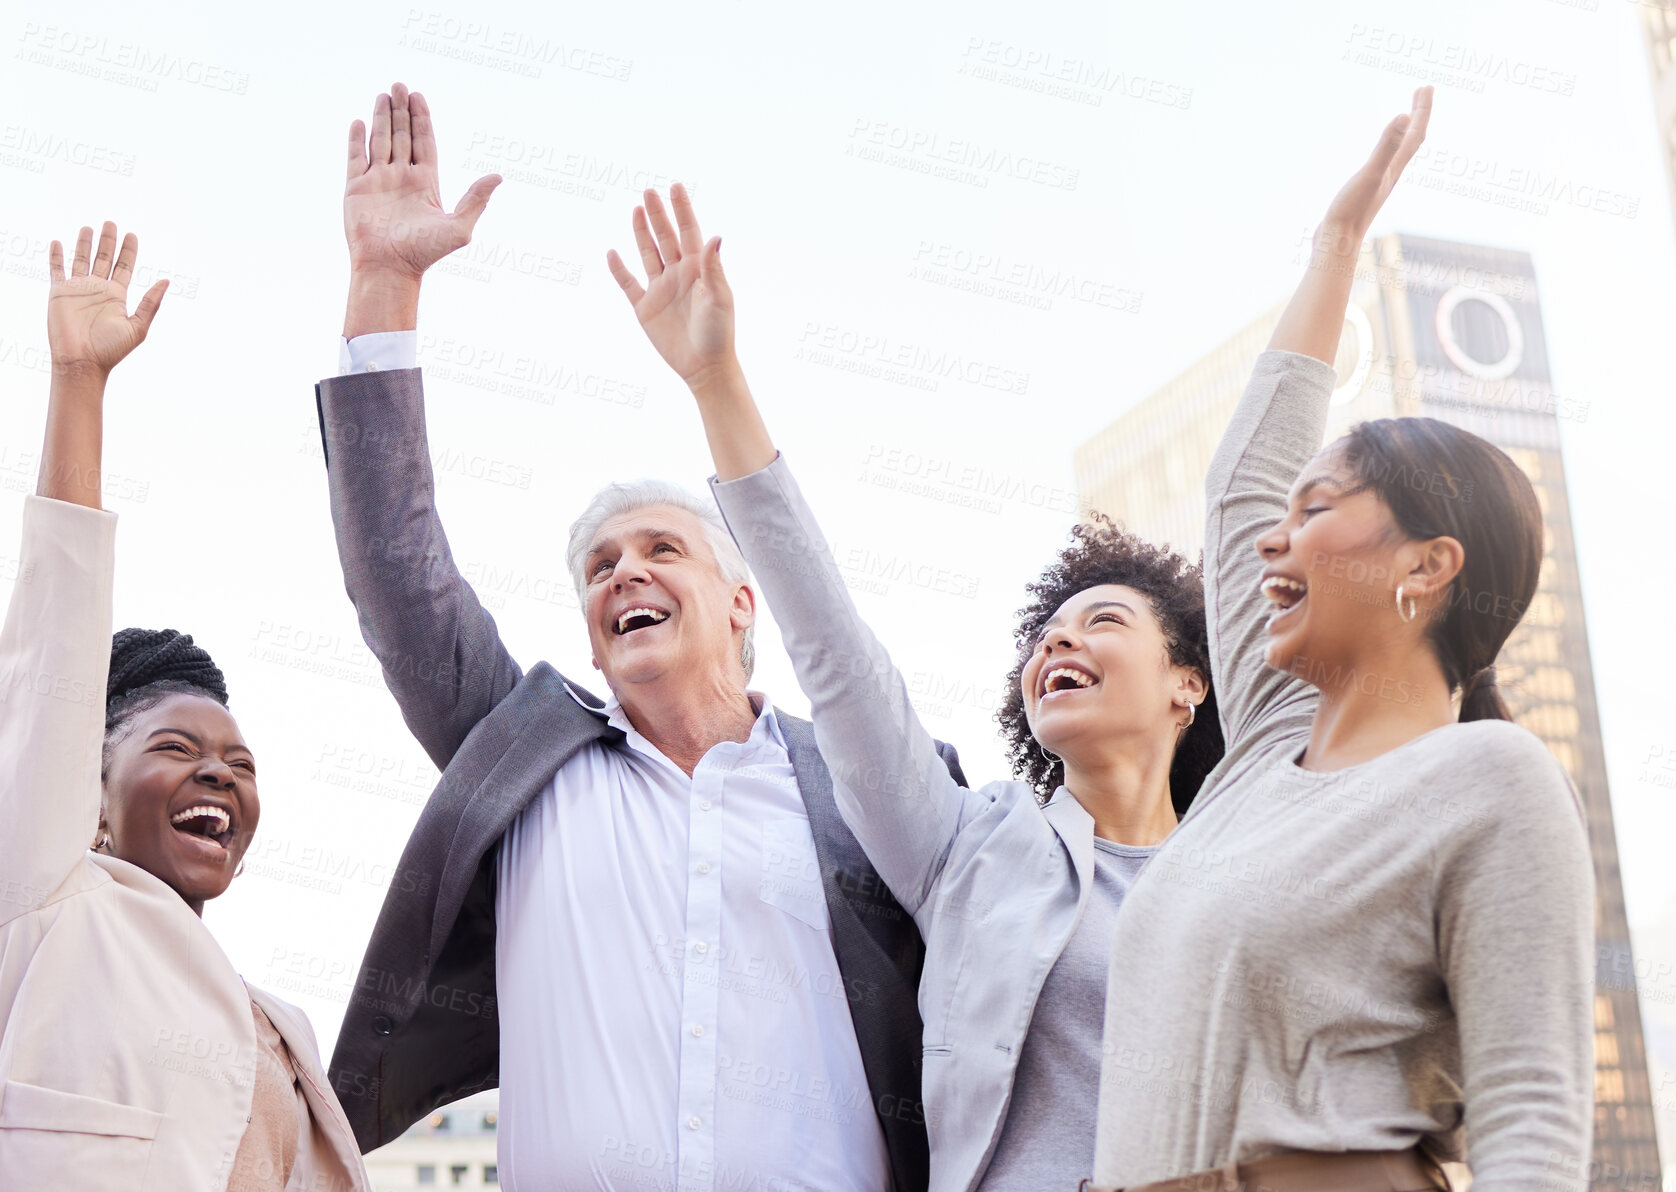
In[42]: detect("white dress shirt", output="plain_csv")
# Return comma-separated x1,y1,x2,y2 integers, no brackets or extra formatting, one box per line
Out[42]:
493,691,889,1192
337,331,887,1192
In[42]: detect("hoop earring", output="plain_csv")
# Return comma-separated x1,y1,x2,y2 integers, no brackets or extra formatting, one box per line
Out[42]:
1037,742,1060,767
1395,584,1417,623
235,861,245,879
1182,701,1196,728
93,830,109,852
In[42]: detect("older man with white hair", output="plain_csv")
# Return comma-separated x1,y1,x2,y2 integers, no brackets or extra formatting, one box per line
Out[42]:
314,84,965,1192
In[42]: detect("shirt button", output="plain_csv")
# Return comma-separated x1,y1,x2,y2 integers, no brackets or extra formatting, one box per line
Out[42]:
694,941,709,955
699,799,712,811
688,1116,701,1130
691,1024,704,1037
362,361,382,372
697,862,712,875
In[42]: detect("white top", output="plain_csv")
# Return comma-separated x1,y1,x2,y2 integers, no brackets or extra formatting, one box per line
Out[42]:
492,689,890,1192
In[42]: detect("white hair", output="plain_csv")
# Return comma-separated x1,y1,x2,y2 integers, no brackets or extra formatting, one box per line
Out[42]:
566,479,755,680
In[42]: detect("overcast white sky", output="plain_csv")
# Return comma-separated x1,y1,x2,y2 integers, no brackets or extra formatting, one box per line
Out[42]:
3,0,1674,1159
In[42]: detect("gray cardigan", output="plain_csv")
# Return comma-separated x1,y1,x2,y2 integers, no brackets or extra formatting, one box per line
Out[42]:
712,458,1103,1192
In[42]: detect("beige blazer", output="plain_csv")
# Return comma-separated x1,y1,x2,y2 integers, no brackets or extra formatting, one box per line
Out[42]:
0,496,369,1192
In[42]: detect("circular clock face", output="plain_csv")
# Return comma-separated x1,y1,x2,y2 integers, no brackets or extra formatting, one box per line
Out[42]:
1435,285,1524,381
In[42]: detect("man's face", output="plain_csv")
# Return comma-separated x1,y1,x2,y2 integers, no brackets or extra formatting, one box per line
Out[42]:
582,504,754,692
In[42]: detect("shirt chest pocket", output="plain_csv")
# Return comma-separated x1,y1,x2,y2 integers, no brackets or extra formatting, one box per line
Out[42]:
759,818,831,932
0,1080,163,1188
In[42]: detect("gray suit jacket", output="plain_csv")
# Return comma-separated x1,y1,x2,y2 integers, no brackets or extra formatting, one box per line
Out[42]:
313,368,965,1192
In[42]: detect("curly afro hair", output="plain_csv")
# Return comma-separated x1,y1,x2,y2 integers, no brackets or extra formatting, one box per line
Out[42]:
996,514,1224,814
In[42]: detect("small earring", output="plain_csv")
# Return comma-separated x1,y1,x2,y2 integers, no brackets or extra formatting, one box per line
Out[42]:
1395,584,1417,623
93,830,109,852
235,861,245,878
1182,701,1196,728
1037,742,1060,767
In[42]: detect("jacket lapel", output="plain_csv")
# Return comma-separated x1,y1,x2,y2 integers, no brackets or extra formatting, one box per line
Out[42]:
248,985,370,1191
1042,788,1096,910
428,663,621,961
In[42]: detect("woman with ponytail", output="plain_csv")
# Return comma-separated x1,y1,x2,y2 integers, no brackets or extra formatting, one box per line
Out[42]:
1088,90,1594,1192
0,224,369,1190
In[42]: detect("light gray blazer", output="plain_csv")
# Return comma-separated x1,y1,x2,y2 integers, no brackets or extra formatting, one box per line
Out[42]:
711,457,1101,1192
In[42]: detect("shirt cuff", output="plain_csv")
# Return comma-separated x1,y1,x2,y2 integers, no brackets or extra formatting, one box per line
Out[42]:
337,330,419,376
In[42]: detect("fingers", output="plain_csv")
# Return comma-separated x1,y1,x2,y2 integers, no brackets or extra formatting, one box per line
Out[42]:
369,91,392,165
48,240,65,284
92,222,118,279
643,188,682,268
71,226,92,277
129,279,169,340
698,236,730,304
410,90,436,166
1390,86,1433,176
605,248,646,305
451,174,502,235
346,118,369,181
111,232,139,287
631,205,663,278
390,82,413,165
1367,111,1411,177
670,182,703,257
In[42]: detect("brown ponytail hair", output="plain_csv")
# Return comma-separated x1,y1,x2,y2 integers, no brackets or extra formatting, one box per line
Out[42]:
1335,418,1542,723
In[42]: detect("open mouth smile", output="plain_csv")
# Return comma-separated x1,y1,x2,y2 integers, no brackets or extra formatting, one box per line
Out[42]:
1260,575,1309,629
169,803,235,853
1040,662,1100,700
614,606,671,636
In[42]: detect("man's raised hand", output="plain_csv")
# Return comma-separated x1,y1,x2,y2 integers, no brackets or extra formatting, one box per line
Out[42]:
344,83,500,281
47,222,168,378
606,184,741,398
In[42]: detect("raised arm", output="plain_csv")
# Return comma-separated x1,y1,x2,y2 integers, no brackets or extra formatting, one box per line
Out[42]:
607,187,977,919
1,225,161,922
317,84,520,768
1205,89,1431,748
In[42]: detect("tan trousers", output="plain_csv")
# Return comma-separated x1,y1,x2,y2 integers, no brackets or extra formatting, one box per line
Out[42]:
1080,1148,1452,1192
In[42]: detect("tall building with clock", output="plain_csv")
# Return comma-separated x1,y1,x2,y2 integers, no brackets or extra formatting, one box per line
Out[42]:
1075,232,1663,1189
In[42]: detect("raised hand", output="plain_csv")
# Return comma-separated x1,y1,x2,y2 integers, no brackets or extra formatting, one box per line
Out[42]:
606,184,739,395
47,223,168,377
344,83,500,280
1320,86,1431,246
1271,88,1431,364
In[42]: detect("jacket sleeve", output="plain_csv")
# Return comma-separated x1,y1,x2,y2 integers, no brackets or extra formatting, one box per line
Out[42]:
0,496,117,926
315,368,524,769
711,456,985,924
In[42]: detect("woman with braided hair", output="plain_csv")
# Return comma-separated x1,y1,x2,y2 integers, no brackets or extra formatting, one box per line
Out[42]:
0,223,369,1190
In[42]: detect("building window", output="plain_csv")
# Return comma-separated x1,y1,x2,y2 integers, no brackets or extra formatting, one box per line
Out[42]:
417,1167,437,1186
451,1165,470,1186
485,1166,500,1185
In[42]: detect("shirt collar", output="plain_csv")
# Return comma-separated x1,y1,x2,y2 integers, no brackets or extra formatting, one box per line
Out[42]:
601,688,785,753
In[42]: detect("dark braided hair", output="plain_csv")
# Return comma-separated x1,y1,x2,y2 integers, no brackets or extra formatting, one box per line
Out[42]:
102,628,229,778
997,515,1224,814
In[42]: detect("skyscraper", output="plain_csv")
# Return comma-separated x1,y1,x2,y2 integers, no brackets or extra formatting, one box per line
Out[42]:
1075,233,1663,1189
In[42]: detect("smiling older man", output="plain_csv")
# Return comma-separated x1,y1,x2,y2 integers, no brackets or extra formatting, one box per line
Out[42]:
314,84,965,1192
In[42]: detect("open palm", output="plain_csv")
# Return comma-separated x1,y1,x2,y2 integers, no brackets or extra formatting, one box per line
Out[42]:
1322,87,1432,240
47,223,167,375
607,184,735,388
344,83,500,277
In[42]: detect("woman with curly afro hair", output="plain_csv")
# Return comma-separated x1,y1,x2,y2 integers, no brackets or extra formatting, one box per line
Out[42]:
610,184,1222,1192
